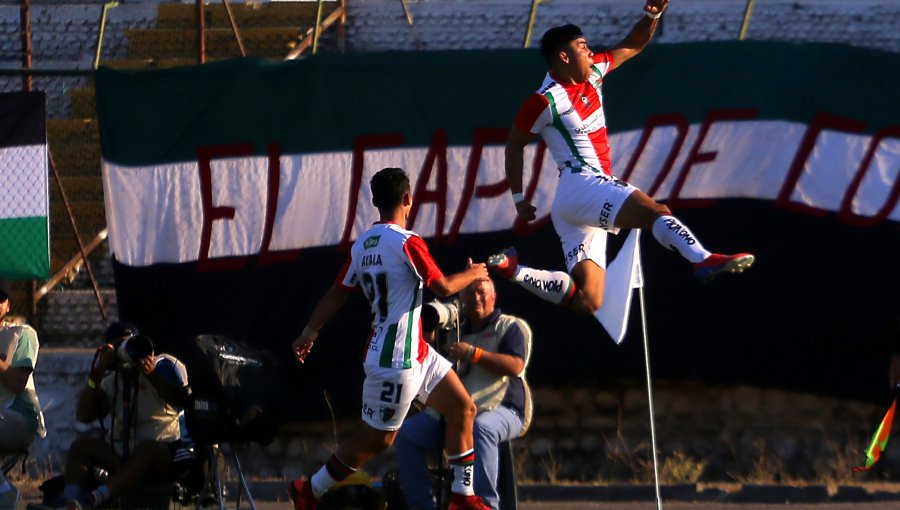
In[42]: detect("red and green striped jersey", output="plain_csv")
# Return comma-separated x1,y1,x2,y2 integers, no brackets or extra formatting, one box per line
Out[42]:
337,222,444,369
514,51,615,176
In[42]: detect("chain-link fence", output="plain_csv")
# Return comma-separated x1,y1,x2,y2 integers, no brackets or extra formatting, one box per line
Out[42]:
0,0,343,340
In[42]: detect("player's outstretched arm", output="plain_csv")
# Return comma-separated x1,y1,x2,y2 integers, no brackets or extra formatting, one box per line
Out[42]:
293,284,351,363
608,0,668,70
428,263,489,298
505,126,537,221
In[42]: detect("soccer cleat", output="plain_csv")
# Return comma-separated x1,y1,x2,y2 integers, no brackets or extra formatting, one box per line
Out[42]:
487,247,519,280
694,253,755,282
448,493,493,510
288,479,317,510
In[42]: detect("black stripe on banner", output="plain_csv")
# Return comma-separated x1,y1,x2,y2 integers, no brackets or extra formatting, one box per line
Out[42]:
0,91,46,149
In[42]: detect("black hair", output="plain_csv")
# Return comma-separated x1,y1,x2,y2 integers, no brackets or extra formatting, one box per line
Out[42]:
0,290,9,304
539,24,584,65
370,167,410,211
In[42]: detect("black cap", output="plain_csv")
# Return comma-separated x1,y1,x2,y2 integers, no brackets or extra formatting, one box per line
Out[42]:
105,321,139,343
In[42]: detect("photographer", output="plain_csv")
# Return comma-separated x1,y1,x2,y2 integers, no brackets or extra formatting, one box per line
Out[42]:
395,277,533,510
54,322,192,509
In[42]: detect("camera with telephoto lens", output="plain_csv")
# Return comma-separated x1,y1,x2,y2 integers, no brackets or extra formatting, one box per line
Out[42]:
421,300,462,332
113,334,154,372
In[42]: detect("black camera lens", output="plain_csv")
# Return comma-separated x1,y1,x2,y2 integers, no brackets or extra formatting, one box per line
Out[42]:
124,335,154,361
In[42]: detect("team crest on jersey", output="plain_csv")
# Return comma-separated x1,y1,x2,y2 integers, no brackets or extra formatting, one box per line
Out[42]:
363,235,380,249
580,94,591,107
380,406,395,423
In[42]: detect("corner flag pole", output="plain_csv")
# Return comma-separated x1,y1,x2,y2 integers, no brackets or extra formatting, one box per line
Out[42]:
638,269,664,510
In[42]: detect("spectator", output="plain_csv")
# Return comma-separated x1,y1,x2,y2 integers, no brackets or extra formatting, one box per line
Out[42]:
395,277,533,510
0,289,45,453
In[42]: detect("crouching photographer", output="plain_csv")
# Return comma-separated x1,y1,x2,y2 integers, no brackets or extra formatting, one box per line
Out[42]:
49,322,194,509
395,276,533,510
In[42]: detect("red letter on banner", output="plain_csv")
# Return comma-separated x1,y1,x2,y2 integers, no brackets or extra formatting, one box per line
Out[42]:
667,109,758,208
620,114,689,197
256,144,303,265
447,128,509,242
339,134,404,251
775,112,866,217
408,130,449,241
839,126,900,227
197,144,254,272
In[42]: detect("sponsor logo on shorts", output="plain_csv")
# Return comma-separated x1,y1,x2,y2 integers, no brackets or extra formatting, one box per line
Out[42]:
598,201,614,230
362,402,375,419
663,218,696,245
566,243,585,262
523,274,563,294
380,406,396,423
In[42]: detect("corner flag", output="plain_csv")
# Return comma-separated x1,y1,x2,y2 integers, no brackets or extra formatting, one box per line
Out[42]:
594,230,643,344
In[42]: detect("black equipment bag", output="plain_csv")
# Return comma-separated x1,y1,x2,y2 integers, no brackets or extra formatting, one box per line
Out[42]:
184,335,284,446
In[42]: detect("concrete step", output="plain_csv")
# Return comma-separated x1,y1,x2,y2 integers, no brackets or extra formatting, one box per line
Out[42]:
36,289,118,346
47,118,99,146
156,2,334,30
126,27,301,60
50,200,106,238
50,176,103,203
49,141,101,176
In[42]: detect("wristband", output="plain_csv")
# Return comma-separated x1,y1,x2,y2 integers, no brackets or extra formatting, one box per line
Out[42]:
471,347,483,364
302,325,319,341
87,378,98,390
645,10,662,19
511,192,525,203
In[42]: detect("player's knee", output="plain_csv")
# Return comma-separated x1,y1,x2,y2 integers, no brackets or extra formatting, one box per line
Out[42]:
574,290,602,313
448,397,477,424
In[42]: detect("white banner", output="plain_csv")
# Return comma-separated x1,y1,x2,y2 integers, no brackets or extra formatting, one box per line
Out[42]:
103,120,900,267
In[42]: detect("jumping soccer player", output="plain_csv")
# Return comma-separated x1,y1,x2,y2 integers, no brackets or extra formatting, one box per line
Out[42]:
491,0,754,317
289,168,492,510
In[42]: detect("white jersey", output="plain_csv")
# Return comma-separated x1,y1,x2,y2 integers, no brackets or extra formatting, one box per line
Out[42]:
338,222,444,369
514,51,616,176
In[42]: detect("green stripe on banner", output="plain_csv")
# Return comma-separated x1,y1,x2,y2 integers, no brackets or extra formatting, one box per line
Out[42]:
96,42,900,166
0,216,49,279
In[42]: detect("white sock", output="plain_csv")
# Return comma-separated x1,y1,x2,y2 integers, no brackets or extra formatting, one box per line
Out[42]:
512,266,576,306
448,449,475,496
310,454,356,499
650,215,711,264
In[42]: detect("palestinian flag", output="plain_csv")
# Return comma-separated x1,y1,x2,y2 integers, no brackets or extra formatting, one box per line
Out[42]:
95,42,900,419
0,92,49,280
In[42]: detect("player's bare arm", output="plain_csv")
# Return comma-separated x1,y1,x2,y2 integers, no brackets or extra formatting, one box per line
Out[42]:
608,0,668,70
293,283,351,363
504,126,538,222
429,263,489,297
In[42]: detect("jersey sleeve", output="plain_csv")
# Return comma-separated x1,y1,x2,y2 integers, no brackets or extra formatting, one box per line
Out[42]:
335,254,358,289
10,327,37,370
513,93,552,135
403,235,444,287
592,51,614,76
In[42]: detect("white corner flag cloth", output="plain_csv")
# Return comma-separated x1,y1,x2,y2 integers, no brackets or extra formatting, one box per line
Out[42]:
594,230,643,344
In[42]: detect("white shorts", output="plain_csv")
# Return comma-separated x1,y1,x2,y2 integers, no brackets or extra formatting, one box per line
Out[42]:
361,346,452,431
551,173,637,272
